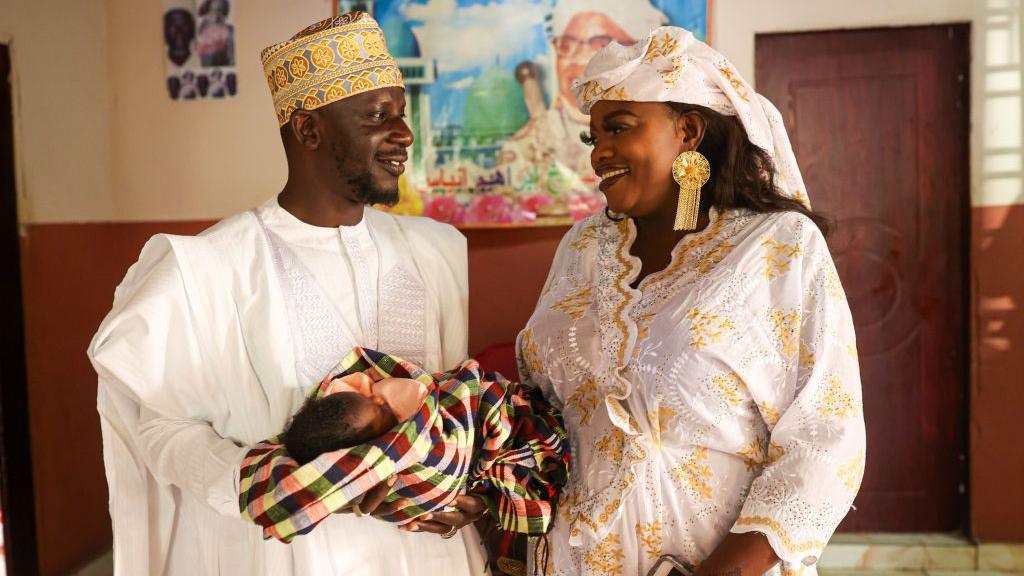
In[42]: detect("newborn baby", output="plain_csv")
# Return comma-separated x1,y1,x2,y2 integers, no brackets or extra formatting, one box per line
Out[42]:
284,372,427,464
241,347,569,553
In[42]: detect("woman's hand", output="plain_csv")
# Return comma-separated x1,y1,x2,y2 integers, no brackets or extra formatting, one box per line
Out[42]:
398,494,487,535
693,532,780,576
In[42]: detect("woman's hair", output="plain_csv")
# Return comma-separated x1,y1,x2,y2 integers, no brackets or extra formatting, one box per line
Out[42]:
666,102,831,235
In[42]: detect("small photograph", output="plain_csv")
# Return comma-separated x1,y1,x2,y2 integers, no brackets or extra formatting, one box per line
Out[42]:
163,0,237,100
196,0,235,67
163,7,197,67
167,70,199,100
205,69,237,98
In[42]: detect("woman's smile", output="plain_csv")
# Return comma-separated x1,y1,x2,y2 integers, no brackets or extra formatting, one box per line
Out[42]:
597,165,631,192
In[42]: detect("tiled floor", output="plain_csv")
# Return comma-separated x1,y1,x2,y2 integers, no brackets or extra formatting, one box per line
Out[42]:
72,551,113,576
70,536,1024,575
820,572,1011,575
819,535,1024,575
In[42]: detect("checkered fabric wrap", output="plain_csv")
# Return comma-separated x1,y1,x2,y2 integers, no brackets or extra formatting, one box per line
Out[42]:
238,347,569,543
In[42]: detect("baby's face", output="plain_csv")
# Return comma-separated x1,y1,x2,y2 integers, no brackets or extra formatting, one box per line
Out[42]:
349,393,399,439
332,372,375,395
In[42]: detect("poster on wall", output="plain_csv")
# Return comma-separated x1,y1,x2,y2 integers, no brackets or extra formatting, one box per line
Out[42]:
337,0,709,227
163,0,239,100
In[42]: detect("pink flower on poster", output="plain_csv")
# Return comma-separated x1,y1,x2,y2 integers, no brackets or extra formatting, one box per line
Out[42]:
569,193,606,221
424,195,465,225
520,193,553,216
466,194,515,225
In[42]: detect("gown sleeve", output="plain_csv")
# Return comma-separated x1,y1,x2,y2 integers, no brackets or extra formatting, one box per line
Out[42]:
730,216,867,566
90,235,250,524
515,224,579,409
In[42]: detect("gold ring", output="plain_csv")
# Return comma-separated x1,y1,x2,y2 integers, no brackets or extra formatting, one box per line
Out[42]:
440,525,458,539
353,503,365,517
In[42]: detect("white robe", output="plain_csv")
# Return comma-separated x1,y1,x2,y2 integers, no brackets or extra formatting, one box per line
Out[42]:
89,198,487,575
518,209,866,576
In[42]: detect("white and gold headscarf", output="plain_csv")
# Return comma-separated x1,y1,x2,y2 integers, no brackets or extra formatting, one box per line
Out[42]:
572,26,809,206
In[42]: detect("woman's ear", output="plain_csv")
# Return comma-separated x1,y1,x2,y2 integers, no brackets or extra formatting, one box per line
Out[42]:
290,110,322,151
676,109,707,152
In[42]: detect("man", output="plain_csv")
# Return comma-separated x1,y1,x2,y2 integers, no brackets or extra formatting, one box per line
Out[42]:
502,0,668,192
163,7,196,67
90,12,487,575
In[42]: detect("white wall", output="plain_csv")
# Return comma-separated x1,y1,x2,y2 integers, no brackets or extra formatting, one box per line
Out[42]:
1,0,332,224
5,0,1019,222
0,0,115,223
107,0,334,221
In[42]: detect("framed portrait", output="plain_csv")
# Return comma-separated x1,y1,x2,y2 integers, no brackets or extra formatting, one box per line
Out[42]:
335,0,711,227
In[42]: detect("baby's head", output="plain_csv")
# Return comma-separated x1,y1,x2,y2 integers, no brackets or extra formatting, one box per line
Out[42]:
283,391,398,464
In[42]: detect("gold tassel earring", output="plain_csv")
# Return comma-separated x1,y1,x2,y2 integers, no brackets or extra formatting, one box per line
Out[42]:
672,150,711,231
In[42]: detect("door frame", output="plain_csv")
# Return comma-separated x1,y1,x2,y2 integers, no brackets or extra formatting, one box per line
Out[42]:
0,41,41,576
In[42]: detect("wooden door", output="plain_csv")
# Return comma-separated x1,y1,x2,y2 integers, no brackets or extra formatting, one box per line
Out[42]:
757,26,970,532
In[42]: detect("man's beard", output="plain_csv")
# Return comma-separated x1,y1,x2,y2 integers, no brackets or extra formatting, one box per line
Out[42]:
333,145,400,206
346,172,400,206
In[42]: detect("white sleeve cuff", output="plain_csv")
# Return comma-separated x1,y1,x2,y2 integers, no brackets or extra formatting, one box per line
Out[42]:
188,434,249,519
731,515,825,566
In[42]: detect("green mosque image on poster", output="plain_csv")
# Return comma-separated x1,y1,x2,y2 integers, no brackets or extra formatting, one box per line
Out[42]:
336,0,709,226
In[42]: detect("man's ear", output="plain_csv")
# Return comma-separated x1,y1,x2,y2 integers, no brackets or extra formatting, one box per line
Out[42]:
290,110,322,151
676,109,707,153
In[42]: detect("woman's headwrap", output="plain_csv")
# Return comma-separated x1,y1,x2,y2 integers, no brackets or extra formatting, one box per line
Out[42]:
572,26,809,205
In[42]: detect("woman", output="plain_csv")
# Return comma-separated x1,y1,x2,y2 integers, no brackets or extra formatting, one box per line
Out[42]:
517,27,865,576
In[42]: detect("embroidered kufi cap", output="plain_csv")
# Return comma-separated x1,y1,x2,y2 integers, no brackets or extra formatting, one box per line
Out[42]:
261,11,404,126
572,27,809,205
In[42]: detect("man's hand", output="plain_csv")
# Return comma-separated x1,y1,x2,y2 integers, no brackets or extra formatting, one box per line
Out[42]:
398,494,487,534
364,476,418,517
339,476,412,518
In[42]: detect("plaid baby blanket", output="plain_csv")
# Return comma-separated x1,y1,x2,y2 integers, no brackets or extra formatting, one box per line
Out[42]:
238,347,569,543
